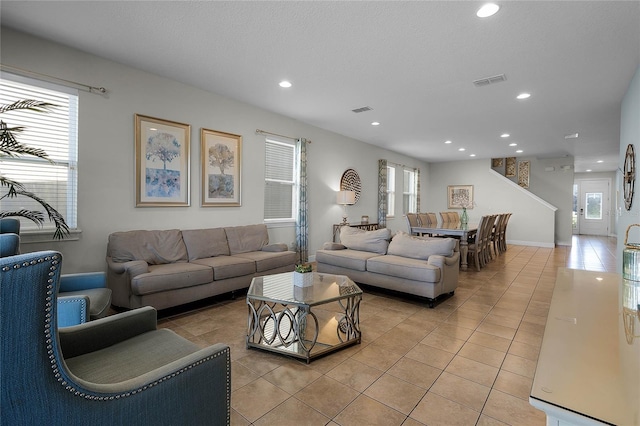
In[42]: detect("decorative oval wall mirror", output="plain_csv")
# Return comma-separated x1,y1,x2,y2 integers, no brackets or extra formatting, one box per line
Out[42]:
340,168,361,204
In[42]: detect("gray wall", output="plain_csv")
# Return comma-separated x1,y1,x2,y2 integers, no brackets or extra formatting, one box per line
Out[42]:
427,159,562,247
2,27,627,273
618,65,640,272
1,27,428,273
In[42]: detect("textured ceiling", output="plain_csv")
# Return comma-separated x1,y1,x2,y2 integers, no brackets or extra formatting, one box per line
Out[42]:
2,1,639,172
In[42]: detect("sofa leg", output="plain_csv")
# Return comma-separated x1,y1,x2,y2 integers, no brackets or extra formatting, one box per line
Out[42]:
449,291,455,295
428,299,435,309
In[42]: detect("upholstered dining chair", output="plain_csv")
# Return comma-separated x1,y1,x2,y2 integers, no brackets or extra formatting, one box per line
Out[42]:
406,213,420,235
1,250,231,425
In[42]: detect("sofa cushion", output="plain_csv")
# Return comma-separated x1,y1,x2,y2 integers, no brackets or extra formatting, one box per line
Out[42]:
225,224,269,254
367,255,440,283
233,251,297,273
316,249,381,272
339,227,391,254
191,256,256,280
131,263,213,295
181,228,230,261
108,230,188,265
388,233,456,260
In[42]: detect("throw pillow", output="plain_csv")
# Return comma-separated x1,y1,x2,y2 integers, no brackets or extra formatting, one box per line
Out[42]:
388,232,456,260
340,227,391,254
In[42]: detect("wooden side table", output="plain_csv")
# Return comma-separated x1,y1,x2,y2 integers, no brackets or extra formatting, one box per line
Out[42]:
333,222,379,242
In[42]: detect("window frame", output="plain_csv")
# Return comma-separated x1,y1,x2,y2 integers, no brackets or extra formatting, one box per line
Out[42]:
0,73,79,237
402,167,418,214
386,165,396,218
263,137,299,225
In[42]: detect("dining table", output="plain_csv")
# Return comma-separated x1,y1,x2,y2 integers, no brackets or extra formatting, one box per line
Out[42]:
410,222,478,270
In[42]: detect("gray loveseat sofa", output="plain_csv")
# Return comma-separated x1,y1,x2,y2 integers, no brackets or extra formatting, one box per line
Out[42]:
316,227,459,307
107,224,296,310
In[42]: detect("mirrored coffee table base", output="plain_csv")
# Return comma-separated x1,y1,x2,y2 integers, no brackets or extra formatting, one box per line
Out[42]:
246,272,362,363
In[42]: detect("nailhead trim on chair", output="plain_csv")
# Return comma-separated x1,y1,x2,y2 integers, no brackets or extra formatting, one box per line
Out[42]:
4,252,231,418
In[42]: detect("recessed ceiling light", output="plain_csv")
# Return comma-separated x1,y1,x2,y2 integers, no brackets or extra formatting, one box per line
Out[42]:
597,160,603,163
501,133,510,138
279,80,292,88
509,143,517,147
477,3,500,18
516,149,523,153
470,154,476,157
586,169,592,172
371,122,380,126
564,133,579,139
458,148,466,152
445,140,452,144
517,93,531,100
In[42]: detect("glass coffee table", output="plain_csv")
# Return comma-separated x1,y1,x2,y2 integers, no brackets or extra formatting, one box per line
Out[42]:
246,272,362,363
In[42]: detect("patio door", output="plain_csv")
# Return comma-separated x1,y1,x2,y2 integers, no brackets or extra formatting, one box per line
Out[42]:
577,179,610,236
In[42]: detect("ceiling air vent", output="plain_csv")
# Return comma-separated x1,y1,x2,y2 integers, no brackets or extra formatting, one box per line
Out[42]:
473,74,507,87
352,106,373,113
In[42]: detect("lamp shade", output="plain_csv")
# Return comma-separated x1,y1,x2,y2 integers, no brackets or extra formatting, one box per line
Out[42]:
337,190,356,205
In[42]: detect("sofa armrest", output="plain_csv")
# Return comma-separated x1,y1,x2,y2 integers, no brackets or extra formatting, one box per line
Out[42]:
262,243,288,252
57,295,90,327
59,306,157,358
106,257,149,276
59,271,106,292
322,242,346,250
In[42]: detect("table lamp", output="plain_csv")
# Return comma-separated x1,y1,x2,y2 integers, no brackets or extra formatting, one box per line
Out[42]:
337,190,356,224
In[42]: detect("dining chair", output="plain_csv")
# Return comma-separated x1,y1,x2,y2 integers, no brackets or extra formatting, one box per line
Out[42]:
449,211,460,222
406,213,420,235
499,213,512,253
467,215,487,271
417,213,431,227
440,212,450,223
492,213,507,255
482,214,498,264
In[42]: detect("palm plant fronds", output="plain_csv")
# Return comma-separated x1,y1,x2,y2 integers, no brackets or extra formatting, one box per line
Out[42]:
0,100,57,114
0,189,70,239
1,121,52,161
0,209,45,225
0,176,27,197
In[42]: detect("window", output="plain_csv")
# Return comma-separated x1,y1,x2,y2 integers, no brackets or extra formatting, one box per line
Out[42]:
386,165,395,217
264,138,297,222
403,168,418,214
0,74,78,233
585,192,603,220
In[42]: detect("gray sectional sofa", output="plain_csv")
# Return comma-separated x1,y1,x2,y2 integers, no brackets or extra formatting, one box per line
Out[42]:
316,227,459,307
106,224,296,310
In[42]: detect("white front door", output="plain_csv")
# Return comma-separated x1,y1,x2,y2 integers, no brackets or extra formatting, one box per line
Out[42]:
577,179,610,236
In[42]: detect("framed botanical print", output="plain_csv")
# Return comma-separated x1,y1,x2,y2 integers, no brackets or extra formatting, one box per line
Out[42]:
135,114,190,206
201,128,242,206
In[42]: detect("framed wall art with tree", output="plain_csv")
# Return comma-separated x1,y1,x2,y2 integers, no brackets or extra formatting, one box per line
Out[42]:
135,114,191,207
201,128,242,206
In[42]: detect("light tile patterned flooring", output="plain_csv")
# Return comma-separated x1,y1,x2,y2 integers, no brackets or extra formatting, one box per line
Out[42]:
158,235,617,425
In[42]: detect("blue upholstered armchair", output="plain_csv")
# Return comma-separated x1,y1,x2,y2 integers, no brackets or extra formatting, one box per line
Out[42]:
58,271,112,326
1,251,231,425
0,232,112,327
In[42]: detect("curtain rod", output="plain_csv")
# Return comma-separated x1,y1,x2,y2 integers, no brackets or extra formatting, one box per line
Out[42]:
1,64,108,95
255,129,311,144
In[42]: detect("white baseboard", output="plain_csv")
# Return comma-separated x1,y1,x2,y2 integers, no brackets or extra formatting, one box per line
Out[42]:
507,239,555,248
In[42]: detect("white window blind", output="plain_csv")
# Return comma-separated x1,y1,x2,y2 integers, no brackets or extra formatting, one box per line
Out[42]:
0,74,78,232
386,165,395,217
264,138,297,222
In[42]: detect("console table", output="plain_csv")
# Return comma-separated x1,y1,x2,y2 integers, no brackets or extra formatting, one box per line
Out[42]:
529,268,639,425
333,222,379,242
